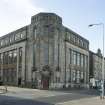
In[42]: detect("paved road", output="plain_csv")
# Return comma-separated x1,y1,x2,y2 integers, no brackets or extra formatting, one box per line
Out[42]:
0,86,101,105
0,95,54,105
0,93,95,105
36,92,97,104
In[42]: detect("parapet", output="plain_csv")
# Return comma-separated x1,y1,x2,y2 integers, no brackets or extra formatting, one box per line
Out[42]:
31,12,62,25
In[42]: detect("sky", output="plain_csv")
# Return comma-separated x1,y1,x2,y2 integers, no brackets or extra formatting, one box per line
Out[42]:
0,0,105,53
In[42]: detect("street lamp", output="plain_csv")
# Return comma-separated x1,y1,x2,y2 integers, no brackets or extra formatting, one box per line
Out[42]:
89,23,104,99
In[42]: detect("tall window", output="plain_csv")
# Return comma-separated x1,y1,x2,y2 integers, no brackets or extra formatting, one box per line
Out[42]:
10,35,14,43
13,50,17,64
20,31,26,39
69,49,72,64
15,33,20,41
69,33,71,41
70,34,73,42
34,28,37,39
77,38,79,45
43,43,49,65
8,51,13,64
66,70,70,82
1,54,3,65
4,52,8,64
81,54,84,67
3,52,8,71
18,48,22,78
72,70,76,82
73,51,76,65
84,56,88,68
1,40,4,46
19,48,22,65
73,35,76,43
66,32,69,41
77,53,80,66
81,72,84,78
80,40,83,47
76,70,80,83
5,38,9,45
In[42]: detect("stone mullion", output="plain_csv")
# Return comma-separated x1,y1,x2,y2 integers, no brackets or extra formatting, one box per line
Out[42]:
2,52,5,83
84,55,87,85
86,57,88,84
22,46,26,86
79,53,82,84
16,48,19,86
69,49,72,84
1,53,3,82
70,50,73,85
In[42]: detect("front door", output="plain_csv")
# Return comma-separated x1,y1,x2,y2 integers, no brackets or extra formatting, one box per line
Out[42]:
42,77,49,89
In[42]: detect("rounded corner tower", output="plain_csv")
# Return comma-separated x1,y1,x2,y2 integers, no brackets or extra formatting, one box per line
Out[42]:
27,12,63,89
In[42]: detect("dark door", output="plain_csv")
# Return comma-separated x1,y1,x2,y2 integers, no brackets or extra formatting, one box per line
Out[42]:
42,77,49,89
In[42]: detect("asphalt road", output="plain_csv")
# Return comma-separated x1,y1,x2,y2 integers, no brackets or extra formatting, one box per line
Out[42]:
36,92,97,104
0,95,54,105
0,88,100,105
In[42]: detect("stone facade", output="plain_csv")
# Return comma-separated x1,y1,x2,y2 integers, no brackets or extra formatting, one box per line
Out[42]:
0,13,89,89
89,49,105,83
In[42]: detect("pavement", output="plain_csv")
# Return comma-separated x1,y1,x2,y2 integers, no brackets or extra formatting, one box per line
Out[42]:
57,97,105,105
0,86,105,105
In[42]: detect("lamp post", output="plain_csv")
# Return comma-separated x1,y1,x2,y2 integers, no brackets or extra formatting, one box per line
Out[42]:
89,23,104,99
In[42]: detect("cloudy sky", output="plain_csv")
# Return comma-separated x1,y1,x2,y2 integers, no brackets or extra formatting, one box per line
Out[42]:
0,0,105,52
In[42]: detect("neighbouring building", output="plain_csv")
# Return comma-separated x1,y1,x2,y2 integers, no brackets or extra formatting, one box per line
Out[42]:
0,13,89,89
89,49,105,87
89,49,105,80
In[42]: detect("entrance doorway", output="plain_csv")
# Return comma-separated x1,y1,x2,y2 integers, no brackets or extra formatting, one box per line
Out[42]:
41,77,49,89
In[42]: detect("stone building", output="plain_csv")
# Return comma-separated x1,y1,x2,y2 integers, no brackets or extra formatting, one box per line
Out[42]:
0,13,89,89
89,49,105,83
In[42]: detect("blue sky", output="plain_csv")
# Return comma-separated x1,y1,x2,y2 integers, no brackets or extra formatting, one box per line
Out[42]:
0,0,105,53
